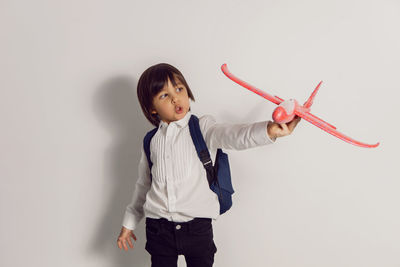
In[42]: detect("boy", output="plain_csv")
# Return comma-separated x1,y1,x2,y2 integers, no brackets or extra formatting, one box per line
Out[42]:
117,63,300,267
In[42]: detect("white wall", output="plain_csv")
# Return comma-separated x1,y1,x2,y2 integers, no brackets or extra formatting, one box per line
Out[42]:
1,0,399,266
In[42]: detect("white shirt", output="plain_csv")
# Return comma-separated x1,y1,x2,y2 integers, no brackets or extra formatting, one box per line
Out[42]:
121,111,275,230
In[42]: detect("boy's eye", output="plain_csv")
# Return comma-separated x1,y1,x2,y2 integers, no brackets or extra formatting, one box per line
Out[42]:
176,87,183,92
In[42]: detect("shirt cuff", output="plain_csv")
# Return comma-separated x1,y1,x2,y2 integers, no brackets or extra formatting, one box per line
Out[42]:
253,120,276,145
121,210,140,231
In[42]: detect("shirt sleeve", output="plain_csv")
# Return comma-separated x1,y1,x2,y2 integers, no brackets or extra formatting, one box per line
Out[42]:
121,146,151,230
199,114,276,151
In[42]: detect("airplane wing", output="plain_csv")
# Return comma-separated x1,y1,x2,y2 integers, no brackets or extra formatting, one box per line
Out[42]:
221,63,284,105
294,109,380,148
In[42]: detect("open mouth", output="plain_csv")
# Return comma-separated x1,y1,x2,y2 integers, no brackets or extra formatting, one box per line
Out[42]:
175,106,183,114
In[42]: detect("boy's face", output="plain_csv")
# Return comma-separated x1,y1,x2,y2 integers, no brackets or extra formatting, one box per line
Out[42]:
151,78,190,124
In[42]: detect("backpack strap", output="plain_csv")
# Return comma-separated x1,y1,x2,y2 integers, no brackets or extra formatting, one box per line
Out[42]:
143,127,158,181
188,115,216,186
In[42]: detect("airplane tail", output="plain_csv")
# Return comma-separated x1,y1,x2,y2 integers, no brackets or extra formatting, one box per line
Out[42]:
303,81,323,109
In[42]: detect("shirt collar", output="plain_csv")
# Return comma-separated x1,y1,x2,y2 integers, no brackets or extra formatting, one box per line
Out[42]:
159,110,192,129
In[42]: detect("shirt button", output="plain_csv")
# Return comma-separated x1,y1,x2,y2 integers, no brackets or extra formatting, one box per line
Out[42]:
176,224,181,230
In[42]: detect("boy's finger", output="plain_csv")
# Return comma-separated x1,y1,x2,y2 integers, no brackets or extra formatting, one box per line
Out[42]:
288,117,301,131
122,240,128,251
288,121,297,131
279,123,289,134
127,238,134,249
132,232,137,241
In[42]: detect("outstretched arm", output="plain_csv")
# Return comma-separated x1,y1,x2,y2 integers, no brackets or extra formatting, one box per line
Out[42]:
200,115,276,151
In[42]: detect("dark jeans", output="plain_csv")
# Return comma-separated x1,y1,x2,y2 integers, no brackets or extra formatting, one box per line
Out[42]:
145,217,217,267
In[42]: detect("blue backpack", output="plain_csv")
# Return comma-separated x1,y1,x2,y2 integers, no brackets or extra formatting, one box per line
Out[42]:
143,114,234,214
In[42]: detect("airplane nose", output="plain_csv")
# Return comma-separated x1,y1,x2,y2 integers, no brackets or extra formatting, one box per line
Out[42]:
272,106,287,123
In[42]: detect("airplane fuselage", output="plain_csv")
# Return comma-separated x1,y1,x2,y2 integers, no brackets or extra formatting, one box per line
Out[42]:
272,99,298,123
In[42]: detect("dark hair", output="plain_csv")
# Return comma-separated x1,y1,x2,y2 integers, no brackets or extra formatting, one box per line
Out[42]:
137,63,195,127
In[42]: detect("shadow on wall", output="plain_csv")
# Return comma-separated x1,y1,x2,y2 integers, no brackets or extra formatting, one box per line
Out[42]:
89,75,152,267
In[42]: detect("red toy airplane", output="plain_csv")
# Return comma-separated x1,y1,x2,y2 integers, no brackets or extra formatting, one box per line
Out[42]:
221,63,379,148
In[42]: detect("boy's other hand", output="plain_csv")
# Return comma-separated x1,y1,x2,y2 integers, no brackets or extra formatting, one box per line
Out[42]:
267,116,301,141
117,226,137,251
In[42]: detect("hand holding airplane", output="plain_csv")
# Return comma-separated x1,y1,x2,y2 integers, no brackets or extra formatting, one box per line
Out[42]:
221,63,379,148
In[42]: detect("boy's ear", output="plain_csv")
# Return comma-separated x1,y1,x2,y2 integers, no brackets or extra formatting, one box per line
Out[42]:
151,109,157,115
